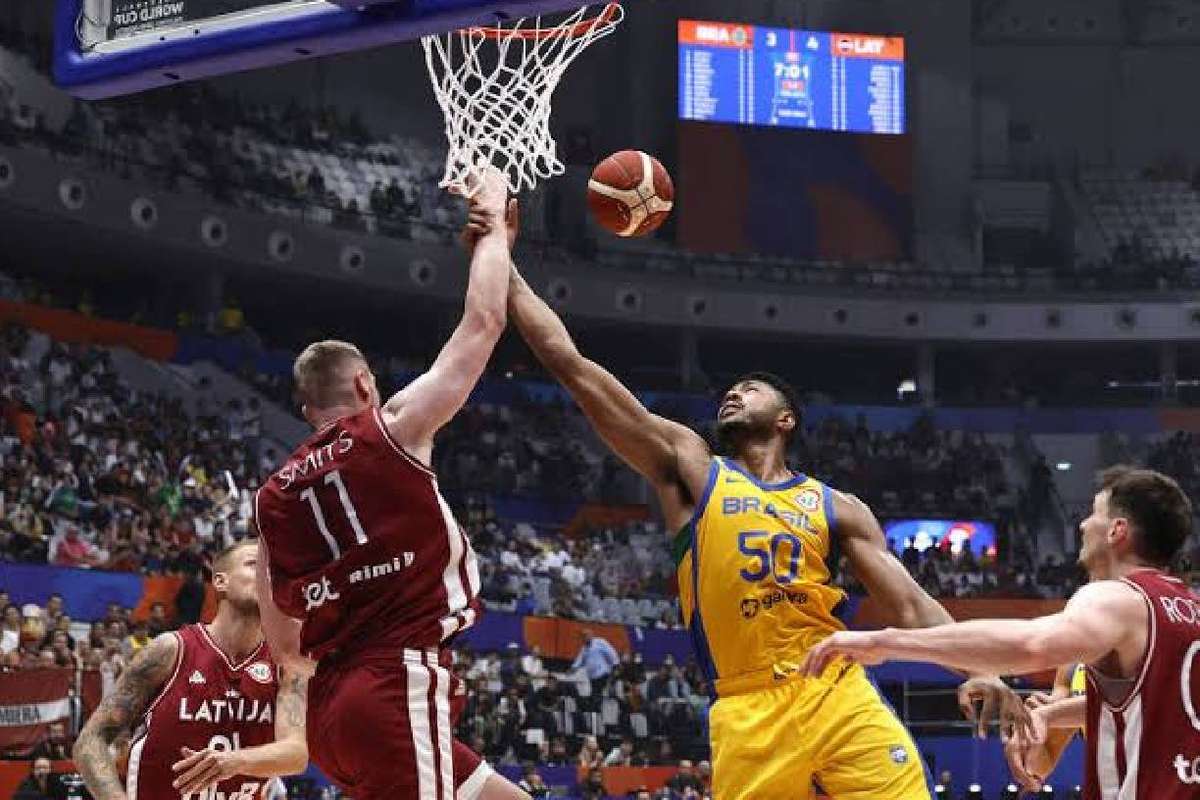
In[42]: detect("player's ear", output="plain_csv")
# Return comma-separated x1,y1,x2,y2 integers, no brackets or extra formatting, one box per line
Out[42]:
212,570,229,594
778,408,796,435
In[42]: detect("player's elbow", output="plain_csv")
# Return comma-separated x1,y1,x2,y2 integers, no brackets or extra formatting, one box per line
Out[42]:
462,300,507,341
280,742,309,776
1018,631,1061,671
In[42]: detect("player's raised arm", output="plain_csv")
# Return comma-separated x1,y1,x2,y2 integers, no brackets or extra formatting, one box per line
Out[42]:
835,491,956,629
171,667,309,796
74,634,180,800
507,267,710,499
381,169,512,460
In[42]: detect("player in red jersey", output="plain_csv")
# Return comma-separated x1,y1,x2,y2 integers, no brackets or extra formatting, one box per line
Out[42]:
73,541,309,800
253,170,528,800
804,465,1199,799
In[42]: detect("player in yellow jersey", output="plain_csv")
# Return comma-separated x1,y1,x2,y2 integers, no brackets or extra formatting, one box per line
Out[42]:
466,206,1020,799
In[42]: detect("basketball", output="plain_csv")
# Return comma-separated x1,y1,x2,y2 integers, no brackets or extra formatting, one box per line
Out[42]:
587,150,675,238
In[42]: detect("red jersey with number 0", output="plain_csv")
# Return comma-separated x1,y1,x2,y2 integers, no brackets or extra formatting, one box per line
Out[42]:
1084,569,1200,799
126,624,277,800
255,407,481,660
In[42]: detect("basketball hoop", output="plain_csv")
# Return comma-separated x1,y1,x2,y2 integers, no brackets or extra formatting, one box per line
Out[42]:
421,3,624,196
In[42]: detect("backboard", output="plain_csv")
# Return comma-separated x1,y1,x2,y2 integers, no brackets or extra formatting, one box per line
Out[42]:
54,0,593,99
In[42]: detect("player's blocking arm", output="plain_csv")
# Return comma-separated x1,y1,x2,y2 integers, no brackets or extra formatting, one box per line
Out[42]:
802,579,1146,677
73,634,180,800
382,171,512,459
835,491,954,630
255,538,314,679
507,268,706,490
171,667,309,796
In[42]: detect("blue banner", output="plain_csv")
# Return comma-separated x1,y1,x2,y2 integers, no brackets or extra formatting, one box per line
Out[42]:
0,563,144,620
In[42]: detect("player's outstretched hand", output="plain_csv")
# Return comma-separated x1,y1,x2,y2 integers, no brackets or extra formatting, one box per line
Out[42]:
801,630,889,677
459,165,508,217
172,745,244,797
957,676,1036,742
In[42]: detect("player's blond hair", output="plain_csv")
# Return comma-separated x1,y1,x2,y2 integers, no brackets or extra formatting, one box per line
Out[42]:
293,340,368,410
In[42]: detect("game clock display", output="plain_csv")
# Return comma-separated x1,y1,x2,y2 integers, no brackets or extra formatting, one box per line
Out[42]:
678,20,906,135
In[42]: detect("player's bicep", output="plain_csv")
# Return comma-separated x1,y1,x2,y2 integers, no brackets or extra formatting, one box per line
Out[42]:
1036,582,1144,664
568,359,705,482
84,633,178,739
383,322,495,448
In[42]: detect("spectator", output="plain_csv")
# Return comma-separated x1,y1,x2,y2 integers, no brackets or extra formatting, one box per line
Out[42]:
521,644,545,678
517,766,550,799
579,767,608,800
604,736,636,766
146,602,169,637
50,525,101,568
571,630,620,693
12,758,61,800
666,760,703,795
576,735,604,770
1,603,20,653
29,722,70,761
175,570,205,624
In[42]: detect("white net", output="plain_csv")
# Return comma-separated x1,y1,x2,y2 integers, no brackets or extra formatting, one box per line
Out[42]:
421,3,624,196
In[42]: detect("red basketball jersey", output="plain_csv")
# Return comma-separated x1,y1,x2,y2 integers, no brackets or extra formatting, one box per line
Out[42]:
1084,569,1200,799
255,407,481,660
127,625,277,800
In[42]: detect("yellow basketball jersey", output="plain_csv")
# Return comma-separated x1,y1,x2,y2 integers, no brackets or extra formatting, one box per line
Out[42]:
1069,662,1087,696
674,457,848,697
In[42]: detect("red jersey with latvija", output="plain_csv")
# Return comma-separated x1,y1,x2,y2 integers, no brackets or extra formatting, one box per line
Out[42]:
1084,569,1200,799
126,624,277,800
254,407,481,661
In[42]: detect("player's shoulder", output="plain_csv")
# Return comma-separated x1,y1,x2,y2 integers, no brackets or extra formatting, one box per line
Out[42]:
1069,578,1148,614
128,632,183,683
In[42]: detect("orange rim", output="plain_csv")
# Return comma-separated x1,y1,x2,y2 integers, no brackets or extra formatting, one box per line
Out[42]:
470,3,621,40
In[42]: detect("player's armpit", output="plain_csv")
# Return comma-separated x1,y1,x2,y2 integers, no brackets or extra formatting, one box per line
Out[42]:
507,268,711,497
836,491,954,629
74,633,180,800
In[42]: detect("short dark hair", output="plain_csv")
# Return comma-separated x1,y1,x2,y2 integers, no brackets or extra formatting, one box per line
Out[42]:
729,371,800,414
1098,465,1194,567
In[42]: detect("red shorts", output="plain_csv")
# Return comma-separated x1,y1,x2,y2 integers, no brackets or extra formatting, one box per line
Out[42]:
308,647,492,800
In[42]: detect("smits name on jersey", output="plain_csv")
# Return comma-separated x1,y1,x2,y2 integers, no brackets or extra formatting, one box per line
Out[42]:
277,432,354,490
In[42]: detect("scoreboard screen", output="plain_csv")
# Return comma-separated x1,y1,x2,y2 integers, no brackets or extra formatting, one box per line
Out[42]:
678,20,906,135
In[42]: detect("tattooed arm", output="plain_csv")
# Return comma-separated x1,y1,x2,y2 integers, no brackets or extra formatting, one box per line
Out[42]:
171,666,309,796
73,634,179,800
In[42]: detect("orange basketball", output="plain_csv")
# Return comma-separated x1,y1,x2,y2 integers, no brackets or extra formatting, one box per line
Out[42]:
587,150,674,237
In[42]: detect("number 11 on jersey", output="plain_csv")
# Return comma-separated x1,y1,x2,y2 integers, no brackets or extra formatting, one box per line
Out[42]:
300,469,368,558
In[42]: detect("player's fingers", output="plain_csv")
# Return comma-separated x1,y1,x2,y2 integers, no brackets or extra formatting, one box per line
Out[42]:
173,755,219,791
179,762,223,796
171,748,207,773
957,687,978,723
977,692,997,739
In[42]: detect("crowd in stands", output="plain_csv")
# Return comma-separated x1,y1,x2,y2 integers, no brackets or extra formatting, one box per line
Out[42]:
451,636,712,796
0,323,264,575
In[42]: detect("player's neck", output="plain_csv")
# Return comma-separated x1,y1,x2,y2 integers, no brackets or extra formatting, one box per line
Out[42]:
205,608,264,664
308,403,364,431
733,440,792,484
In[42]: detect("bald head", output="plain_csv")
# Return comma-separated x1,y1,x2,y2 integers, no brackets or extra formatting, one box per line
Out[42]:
293,340,373,415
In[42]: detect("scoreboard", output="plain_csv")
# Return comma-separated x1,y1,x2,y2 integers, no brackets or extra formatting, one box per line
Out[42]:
678,20,906,135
